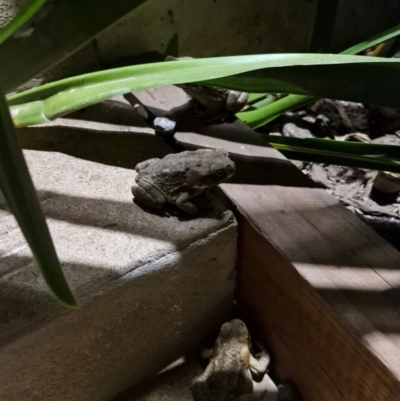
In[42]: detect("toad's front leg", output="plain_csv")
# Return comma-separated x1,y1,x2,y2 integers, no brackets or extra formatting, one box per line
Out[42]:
191,379,211,401
175,189,204,215
190,362,213,401
249,344,270,382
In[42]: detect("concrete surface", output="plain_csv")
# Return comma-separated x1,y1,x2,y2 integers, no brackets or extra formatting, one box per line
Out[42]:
95,0,315,59
115,357,203,401
40,0,398,84
16,116,167,171
115,356,278,401
95,0,397,57
0,147,237,401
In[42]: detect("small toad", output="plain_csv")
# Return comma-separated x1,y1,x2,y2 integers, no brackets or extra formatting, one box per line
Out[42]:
166,56,248,122
177,83,248,122
191,319,270,401
131,149,235,215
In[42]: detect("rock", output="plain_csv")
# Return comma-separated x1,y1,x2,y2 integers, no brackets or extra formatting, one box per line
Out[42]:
153,116,177,137
282,122,314,139
373,171,400,194
309,164,329,188
371,134,400,146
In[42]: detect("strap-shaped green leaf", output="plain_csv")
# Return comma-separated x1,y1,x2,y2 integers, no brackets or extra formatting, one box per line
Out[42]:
238,24,400,128
262,135,400,173
0,89,78,307
7,53,400,127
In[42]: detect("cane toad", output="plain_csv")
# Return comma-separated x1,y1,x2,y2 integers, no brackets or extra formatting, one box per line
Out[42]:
131,149,235,215
166,56,248,122
191,319,270,401
177,83,248,122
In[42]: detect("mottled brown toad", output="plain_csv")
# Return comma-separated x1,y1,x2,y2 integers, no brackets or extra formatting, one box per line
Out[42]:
191,319,270,401
177,83,248,122
166,56,248,122
131,149,235,215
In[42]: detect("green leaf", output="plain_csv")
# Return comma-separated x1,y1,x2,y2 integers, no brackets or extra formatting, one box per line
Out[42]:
8,53,400,127
0,0,149,92
237,24,400,129
205,59,400,106
342,24,400,55
0,89,78,307
263,135,400,173
237,94,311,126
264,135,400,158
246,94,285,110
0,0,49,44
247,93,268,103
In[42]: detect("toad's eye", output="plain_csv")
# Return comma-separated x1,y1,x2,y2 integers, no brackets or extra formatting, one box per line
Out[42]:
215,170,226,177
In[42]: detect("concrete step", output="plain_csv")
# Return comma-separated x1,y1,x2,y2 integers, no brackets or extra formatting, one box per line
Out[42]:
0,146,237,401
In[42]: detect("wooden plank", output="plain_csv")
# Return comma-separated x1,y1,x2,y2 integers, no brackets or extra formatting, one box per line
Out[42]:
234,212,399,401
135,86,400,401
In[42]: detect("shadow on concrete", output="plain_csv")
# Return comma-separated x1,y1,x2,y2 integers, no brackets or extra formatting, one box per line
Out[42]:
66,99,148,128
16,125,172,171
0,189,230,242
1,190,397,269
0,254,118,346
17,122,315,188
0,245,233,401
113,355,202,401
